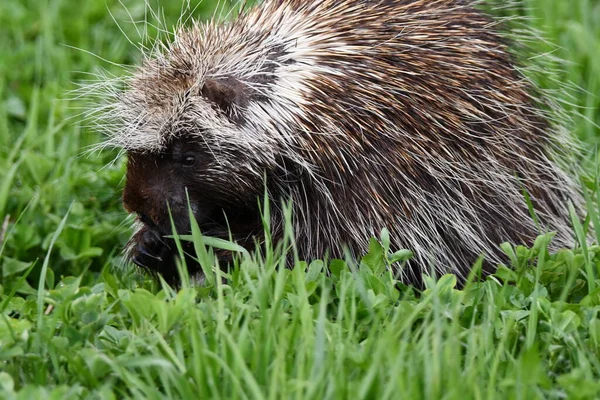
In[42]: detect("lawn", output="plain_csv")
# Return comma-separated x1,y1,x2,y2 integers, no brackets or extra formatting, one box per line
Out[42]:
1,0,600,398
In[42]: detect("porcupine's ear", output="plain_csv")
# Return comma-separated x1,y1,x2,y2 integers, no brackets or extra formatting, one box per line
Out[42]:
201,76,249,123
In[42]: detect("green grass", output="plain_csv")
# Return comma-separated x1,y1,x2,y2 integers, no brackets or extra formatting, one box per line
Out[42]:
1,0,600,398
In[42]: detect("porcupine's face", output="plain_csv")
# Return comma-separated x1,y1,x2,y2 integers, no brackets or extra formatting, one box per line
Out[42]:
121,75,277,282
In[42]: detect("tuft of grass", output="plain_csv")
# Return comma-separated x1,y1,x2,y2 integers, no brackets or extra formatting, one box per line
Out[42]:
0,0,599,398
3,212,600,398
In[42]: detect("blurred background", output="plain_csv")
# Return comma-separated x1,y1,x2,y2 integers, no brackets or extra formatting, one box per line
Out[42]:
0,0,598,288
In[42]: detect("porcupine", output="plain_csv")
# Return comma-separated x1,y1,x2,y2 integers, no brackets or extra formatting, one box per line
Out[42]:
92,0,582,285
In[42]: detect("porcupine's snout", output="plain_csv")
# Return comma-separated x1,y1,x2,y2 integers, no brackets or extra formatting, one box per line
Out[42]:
121,151,209,280
123,183,188,278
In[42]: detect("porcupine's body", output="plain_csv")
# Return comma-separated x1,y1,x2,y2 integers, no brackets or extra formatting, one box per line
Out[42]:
98,0,580,284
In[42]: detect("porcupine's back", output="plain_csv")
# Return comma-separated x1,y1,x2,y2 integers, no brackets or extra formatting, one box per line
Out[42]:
105,0,581,283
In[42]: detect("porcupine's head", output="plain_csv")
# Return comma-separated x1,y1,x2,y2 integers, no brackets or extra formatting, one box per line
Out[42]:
104,16,302,282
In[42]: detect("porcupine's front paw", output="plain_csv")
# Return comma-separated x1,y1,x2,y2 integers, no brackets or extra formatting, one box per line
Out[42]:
130,225,173,272
129,222,204,284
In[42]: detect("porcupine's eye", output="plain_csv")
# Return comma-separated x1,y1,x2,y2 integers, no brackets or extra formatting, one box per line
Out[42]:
182,153,196,167
169,139,196,166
